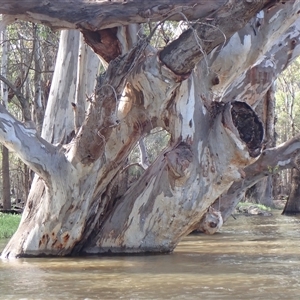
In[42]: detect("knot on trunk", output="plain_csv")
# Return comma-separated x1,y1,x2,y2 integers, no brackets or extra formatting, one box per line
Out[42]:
165,142,193,178
196,206,223,235
230,101,263,158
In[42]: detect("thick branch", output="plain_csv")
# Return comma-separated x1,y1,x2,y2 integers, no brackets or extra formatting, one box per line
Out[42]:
219,134,300,222
225,17,300,106
0,1,227,30
0,103,61,180
159,0,273,75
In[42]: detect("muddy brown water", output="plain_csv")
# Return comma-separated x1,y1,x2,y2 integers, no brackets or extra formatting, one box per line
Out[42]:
1,211,300,299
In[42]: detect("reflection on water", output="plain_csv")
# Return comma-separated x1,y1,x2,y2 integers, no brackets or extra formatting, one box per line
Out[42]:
1,211,300,299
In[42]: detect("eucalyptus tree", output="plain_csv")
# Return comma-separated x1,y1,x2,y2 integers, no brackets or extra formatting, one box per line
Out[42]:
1,1,300,258
204,16,300,224
275,59,300,214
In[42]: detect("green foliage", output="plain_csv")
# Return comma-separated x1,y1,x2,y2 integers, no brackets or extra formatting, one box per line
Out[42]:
0,212,21,239
237,202,271,211
267,165,279,174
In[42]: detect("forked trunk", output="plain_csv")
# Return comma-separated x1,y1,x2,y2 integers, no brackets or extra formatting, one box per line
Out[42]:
1,1,300,258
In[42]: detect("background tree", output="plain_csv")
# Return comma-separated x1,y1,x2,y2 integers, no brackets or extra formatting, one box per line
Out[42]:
204,14,300,225
275,59,300,214
244,84,276,208
0,21,59,209
0,25,10,211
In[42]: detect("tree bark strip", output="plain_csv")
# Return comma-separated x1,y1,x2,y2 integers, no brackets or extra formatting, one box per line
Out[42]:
0,1,236,30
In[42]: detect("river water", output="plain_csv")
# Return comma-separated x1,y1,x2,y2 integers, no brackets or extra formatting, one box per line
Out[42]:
1,211,300,299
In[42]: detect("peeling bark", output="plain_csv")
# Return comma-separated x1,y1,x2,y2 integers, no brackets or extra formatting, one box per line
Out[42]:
224,16,300,106
198,7,300,229
160,0,270,75
83,89,258,254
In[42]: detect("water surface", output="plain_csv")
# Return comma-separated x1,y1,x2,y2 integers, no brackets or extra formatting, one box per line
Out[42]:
1,212,300,299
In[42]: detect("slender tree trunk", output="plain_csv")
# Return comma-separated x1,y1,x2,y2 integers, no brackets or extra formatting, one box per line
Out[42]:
2,146,10,210
23,164,30,204
281,67,300,214
246,85,276,207
0,27,11,211
33,25,44,135
73,33,99,133
282,168,300,214
263,84,276,207
247,176,274,207
41,30,80,143
282,151,300,214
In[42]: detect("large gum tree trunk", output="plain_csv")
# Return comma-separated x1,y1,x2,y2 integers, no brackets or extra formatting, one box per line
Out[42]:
282,168,300,214
1,1,300,258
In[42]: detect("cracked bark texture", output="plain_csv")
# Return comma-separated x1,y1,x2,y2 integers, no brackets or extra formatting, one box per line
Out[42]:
1,0,300,258
198,16,300,226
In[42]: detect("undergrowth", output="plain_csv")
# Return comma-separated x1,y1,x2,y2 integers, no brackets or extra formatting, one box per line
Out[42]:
237,202,271,211
0,212,21,239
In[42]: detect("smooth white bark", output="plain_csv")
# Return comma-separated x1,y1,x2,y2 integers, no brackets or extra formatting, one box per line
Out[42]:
42,30,79,144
